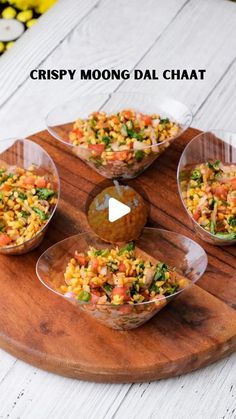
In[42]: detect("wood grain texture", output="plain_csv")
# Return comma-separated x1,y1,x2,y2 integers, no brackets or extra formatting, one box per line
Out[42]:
0,127,235,384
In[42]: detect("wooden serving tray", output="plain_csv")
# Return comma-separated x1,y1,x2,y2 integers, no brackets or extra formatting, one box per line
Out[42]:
0,128,235,383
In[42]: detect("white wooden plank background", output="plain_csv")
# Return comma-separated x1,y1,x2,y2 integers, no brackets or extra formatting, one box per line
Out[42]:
0,0,236,418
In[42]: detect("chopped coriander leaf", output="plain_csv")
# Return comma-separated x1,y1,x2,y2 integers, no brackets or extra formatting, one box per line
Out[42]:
228,216,236,227
94,248,109,256
135,150,145,162
127,130,144,141
150,283,160,293
36,188,55,200
154,262,168,280
160,118,170,124
0,173,14,185
165,284,179,295
89,118,96,127
32,207,48,221
107,261,118,272
20,211,30,218
18,192,27,200
102,136,111,146
157,262,168,271
119,242,135,255
103,284,113,293
0,192,3,201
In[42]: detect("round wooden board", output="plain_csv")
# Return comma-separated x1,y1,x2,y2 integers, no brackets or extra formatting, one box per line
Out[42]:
0,128,235,383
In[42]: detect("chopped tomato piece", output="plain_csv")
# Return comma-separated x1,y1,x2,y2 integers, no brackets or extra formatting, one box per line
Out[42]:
35,177,47,188
118,262,126,272
112,286,130,301
72,128,83,138
23,176,35,185
1,184,11,191
90,259,99,272
123,110,133,119
193,209,201,221
213,186,228,200
0,234,11,247
88,144,105,155
74,252,87,266
140,114,152,125
111,116,120,123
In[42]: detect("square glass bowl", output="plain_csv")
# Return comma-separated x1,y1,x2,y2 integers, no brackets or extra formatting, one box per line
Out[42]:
177,130,236,245
46,93,192,179
0,138,60,254
36,228,207,330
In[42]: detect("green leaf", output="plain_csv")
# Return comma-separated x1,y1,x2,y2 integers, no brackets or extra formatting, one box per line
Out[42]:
149,282,160,293
118,242,135,255
103,284,113,294
94,248,109,256
102,136,111,146
36,188,55,200
32,207,48,221
228,216,236,227
160,118,170,124
20,211,30,218
18,192,27,200
128,130,144,141
154,262,168,280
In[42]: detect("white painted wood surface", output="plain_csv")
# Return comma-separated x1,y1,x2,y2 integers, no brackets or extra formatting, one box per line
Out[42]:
0,0,235,418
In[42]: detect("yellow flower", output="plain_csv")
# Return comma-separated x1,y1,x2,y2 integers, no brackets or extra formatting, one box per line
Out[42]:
35,0,57,13
6,0,57,13
8,0,38,10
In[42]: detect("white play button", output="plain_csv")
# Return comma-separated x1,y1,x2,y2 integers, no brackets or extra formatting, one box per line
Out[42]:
108,197,131,222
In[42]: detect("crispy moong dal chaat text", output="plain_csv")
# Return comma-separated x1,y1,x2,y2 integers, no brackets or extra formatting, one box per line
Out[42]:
61,242,189,306
180,160,236,240
0,165,58,247
69,109,181,178
87,183,147,243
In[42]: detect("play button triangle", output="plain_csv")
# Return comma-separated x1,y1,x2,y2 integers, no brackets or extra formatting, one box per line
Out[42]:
108,197,131,222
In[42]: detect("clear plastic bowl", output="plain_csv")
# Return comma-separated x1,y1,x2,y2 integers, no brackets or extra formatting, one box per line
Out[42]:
46,93,192,179
0,138,60,255
36,228,207,330
177,130,236,246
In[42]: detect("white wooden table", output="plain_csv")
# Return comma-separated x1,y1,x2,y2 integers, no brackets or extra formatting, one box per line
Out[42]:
0,1,235,418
